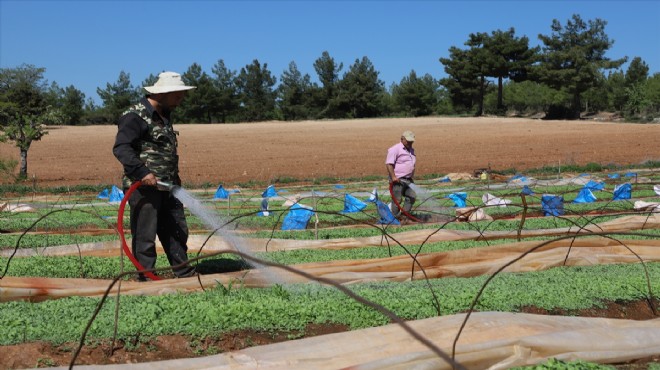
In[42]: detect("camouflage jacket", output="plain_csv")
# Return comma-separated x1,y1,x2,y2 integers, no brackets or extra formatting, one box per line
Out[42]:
114,98,180,189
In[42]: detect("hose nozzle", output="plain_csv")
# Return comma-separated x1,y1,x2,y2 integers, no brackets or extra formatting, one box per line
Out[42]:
156,181,175,191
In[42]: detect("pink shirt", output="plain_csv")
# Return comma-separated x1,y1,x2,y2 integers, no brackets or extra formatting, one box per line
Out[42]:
385,142,416,179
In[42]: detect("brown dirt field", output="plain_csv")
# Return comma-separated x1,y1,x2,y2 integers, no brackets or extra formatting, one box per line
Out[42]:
1,117,658,187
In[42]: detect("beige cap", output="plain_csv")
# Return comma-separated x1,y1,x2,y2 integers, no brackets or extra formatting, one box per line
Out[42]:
144,72,196,94
402,130,415,141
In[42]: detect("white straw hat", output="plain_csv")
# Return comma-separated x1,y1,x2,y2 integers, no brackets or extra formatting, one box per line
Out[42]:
144,72,196,94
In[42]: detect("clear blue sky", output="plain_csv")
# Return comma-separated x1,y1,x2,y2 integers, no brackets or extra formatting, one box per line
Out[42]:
2,0,659,105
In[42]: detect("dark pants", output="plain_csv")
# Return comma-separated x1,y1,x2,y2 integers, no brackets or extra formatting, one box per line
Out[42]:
128,186,195,278
391,180,416,218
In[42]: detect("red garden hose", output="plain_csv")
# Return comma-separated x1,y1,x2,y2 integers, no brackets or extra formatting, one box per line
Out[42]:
117,181,160,281
388,181,423,223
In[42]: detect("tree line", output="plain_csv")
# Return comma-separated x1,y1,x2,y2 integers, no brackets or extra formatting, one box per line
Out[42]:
1,14,660,179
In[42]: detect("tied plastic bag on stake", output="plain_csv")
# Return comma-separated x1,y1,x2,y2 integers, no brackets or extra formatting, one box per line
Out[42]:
340,193,367,214
281,203,314,230
541,194,564,216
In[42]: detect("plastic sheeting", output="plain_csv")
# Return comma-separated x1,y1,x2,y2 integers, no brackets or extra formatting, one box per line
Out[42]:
541,195,564,216
366,187,379,203
5,214,660,258
262,185,278,198
281,203,314,230
47,312,660,370
482,193,511,207
257,198,270,216
340,193,368,214
614,183,632,200
584,180,605,191
573,188,597,203
0,203,36,213
456,207,493,222
214,185,229,199
635,200,660,213
108,185,124,203
3,237,660,301
447,192,467,207
375,200,399,225
521,185,534,195
97,188,109,199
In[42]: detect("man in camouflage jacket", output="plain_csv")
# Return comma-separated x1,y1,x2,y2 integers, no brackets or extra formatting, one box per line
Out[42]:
113,72,197,280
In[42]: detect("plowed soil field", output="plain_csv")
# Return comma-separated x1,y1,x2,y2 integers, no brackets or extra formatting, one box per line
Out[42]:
1,116,658,187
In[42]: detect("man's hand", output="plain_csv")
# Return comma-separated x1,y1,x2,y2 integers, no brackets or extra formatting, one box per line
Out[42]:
390,176,399,184
140,173,157,186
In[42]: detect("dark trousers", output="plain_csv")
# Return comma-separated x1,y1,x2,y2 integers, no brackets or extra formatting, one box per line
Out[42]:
391,181,416,218
128,186,194,278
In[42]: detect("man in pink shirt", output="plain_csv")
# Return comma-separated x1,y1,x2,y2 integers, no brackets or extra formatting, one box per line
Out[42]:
385,130,417,221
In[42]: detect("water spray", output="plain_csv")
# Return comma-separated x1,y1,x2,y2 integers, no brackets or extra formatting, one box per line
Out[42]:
388,181,423,223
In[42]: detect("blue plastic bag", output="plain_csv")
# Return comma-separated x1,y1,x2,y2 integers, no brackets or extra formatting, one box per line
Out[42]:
340,193,367,214
257,198,270,216
521,185,535,195
262,185,278,198
214,185,229,199
375,200,400,225
584,180,605,191
366,188,379,203
541,195,564,216
97,188,109,199
109,185,124,202
447,192,467,207
613,183,632,200
281,203,314,230
573,188,596,203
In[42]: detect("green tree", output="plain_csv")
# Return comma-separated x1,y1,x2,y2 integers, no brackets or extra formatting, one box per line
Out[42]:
645,73,660,115
482,28,538,112
179,63,218,123
624,83,650,117
211,59,240,123
96,71,140,122
606,70,627,111
59,85,86,125
456,28,538,116
278,61,314,121
335,56,386,118
463,32,493,116
582,72,609,114
439,46,480,114
140,73,158,90
236,59,277,122
80,97,108,125
43,81,64,109
0,64,62,179
619,57,652,119
313,51,343,118
625,57,649,86
391,70,440,117
535,14,626,119
498,81,565,114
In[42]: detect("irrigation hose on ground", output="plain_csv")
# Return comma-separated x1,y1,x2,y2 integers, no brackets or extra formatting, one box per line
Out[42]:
388,181,423,223
118,180,161,281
